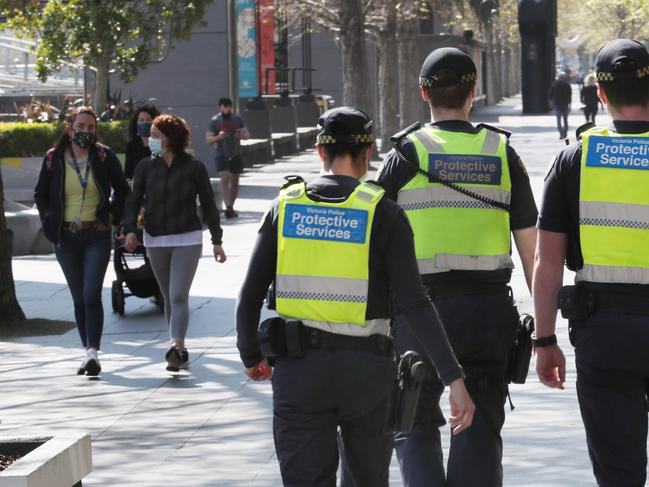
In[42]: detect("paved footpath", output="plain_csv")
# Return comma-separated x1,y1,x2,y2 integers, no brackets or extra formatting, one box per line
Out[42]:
2,92,635,486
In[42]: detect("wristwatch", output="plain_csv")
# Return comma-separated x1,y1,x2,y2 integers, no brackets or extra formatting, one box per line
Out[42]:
532,333,557,348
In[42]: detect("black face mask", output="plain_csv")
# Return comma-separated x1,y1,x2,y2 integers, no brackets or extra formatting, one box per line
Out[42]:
72,130,96,149
221,111,231,118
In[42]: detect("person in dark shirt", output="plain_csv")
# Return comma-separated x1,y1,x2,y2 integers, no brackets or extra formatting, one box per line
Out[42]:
123,114,226,372
236,107,474,487
535,39,649,487
580,74,602,124
124,103,160,180
205,97,250,218
378,47,538,487
550,72,573,139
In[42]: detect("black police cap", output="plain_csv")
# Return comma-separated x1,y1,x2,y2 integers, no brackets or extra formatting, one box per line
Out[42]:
419,47,477,88
316,107,374,145
595,39,649,83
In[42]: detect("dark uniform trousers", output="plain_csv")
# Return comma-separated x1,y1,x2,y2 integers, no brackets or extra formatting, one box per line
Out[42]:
392,290,518,487
571,311,649,487
272,346,396,487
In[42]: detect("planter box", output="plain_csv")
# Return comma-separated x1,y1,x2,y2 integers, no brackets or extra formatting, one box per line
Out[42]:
0,432,91,487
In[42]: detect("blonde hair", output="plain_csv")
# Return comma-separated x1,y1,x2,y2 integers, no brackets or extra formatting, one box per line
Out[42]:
585,73,596,86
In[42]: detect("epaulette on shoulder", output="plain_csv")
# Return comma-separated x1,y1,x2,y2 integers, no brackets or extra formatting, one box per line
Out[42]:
390,122,422,144
476,123,511,139
575,122,595,140
281,174,305,190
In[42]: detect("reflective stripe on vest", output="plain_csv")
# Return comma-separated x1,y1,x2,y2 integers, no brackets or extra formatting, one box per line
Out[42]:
578,126,649,283
398,126,513,274
276,181,384,325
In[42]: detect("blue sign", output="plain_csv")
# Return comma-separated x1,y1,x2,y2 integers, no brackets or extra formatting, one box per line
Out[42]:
236,0,258,98
428,154,502,185
586,135,649,169
283,204,368,243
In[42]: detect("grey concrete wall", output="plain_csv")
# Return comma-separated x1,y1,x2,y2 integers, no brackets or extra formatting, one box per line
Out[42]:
110,0,230,175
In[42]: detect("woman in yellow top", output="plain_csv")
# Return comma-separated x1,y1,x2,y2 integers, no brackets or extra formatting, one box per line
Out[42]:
34,106,129,376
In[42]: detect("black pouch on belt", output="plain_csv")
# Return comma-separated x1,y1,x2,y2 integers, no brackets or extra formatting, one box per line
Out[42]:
257,317,287,364
506,313,535,384
557,285,595,320
385,351,427,434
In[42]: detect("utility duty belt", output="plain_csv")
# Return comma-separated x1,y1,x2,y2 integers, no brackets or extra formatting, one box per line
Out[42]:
257,317,393,363
558,285,649,320
424,281,511,299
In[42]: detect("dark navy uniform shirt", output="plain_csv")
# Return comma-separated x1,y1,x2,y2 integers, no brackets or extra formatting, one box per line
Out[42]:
377,120,538,285
236,175,464,385
539,120,649,295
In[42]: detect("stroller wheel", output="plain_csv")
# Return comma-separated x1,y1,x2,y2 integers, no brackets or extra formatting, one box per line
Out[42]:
112,280,125,316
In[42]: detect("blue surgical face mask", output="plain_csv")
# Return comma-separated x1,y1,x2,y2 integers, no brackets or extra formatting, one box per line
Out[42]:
148,137,165,157
136,122,152,138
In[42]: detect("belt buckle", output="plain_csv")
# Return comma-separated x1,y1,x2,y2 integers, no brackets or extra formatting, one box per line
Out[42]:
68,218,82,234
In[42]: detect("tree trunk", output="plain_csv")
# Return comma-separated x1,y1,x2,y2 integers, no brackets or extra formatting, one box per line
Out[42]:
483,22,498,105
94,52,110,116
397,19,421,126
377,8,399,153
338,0,371,113
0,165,26,326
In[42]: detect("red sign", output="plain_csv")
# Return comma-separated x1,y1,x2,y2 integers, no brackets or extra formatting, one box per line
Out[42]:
259,0,276,94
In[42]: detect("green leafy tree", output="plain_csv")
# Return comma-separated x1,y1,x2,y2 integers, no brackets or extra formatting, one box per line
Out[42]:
0,0,215,115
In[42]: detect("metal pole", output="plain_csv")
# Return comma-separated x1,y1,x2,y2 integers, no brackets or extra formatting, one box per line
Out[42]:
227,0,239,112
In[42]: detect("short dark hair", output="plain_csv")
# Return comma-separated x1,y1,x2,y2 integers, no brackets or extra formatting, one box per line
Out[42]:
320,142,371,168
153,114,190,154
601,78,649,109
219,97,233,107
127,103,160,140
426,69,474,109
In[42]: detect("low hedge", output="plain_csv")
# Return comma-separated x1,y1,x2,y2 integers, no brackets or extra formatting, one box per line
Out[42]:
0,121,128,157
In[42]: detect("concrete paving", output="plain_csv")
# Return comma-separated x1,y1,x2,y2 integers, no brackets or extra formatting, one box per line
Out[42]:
1,91,636,486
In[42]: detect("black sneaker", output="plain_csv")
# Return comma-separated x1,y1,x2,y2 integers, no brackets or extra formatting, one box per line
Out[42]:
179,349,189,369
84,357,101,376
165,347,182,372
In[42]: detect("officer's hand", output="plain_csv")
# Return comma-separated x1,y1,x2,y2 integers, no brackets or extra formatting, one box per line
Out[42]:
213,244,227,263
245,359,272,381
535,344,566,389
447,378,475,435
124,232,139,252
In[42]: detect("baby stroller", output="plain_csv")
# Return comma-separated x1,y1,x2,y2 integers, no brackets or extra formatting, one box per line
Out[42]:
112,230,163,316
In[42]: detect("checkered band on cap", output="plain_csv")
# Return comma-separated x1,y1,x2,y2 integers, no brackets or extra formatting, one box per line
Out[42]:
419,72,476,87
316,133,375,145
316,134,337,144
597,67,649,82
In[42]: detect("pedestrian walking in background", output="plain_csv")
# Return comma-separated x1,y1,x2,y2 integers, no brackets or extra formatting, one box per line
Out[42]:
550,72,573,139
123,114,226,372
378,47,538,487
124,103,160,180
205,98,250,219
34,106,130,377
535,39,649,487
580,74,601,124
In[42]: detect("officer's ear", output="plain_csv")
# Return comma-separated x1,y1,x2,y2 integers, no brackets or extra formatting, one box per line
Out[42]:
596,83,608,105
420,86,430,103
317,144,327,163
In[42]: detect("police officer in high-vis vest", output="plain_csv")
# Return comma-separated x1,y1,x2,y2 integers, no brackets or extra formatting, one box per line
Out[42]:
535,39,649,487
377,48,538,487
236,107,475,487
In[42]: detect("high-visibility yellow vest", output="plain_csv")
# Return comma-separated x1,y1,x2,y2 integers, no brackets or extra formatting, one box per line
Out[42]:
276,180,384,325
397,125,513,274
578,126,649,283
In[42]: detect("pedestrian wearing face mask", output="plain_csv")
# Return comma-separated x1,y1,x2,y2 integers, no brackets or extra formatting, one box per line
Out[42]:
34,106,130,376
123,114,227,372
124,103,160,180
